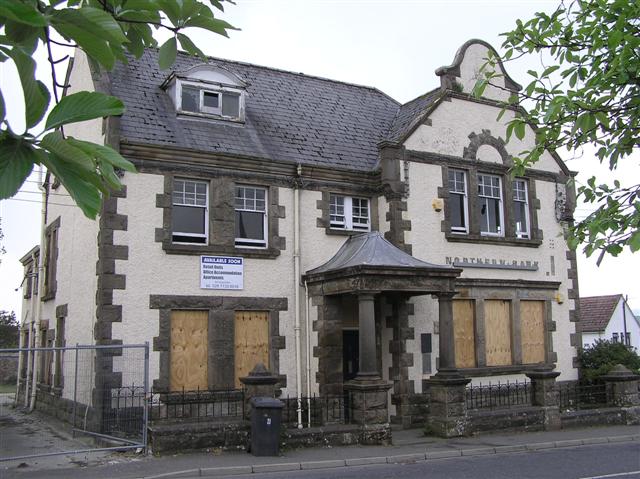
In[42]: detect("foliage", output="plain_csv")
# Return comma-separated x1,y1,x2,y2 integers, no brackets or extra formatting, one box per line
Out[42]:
473,0,640,264
0,218,5,263
0,0,236,218
0,310,19,348
578,339,640,382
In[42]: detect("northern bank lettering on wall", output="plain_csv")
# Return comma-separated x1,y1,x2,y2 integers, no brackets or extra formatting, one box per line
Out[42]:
201,256,244,290
445,256,539,271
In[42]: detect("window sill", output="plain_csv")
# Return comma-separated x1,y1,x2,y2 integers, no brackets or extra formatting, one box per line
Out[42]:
326,228,371,236
163,241,281,259
445,233,542,248
41,292,56,302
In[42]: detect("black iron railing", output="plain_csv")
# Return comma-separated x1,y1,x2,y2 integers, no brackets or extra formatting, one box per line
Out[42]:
281,394,350,427
558,381,607,411
465,380,532,410
104,385,146,436
150,387,245,422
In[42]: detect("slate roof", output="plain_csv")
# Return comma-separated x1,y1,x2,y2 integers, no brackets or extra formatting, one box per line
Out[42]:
580,295,622,332
386,88,441,143
306,231,453,275
109,49,435,172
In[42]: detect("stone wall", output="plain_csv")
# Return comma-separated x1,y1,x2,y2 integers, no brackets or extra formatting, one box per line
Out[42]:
149,420,391,454
35,388,100,432
149,419,250,454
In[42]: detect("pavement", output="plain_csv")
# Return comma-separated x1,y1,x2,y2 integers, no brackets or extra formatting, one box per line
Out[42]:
1,392,639,479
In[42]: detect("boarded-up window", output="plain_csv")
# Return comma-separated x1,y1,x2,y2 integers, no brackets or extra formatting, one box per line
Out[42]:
235,311,269,388
484,300,512,366
521,300,546,364
453,300,476,368
170,310,208,391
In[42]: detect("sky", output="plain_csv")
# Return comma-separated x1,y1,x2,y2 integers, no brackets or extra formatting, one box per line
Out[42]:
1,0,639,321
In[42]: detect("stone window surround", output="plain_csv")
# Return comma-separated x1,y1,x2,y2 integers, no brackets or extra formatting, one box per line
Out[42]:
156,174,285,259
42,216,60,301
440,164,542,248
51,304,68,394
316,190,380,236
23,258,36,299
150,294,288,392
449,279,559,377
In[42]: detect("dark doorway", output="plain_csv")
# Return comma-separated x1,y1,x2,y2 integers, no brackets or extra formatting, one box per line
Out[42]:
342,330,359,381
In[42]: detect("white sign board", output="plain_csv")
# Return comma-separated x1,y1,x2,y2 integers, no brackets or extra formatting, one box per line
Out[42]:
201,256,244,290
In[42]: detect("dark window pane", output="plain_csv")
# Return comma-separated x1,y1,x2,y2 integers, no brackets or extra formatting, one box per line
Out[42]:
421,333,432,354
489,198,500,233
181,86,199,112
451,193,465,229
222,93,240,117
235,211,264,241
514,202,528,235
203,91,219,108
172,205,205,236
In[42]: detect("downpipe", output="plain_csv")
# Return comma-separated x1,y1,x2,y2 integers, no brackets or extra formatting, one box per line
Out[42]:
293,164,303,429
30,168,50,411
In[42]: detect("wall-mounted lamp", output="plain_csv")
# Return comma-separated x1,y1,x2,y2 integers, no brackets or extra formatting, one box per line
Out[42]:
432,198,443,212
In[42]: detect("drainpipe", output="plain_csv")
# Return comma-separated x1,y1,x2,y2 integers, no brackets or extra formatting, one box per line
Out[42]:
17,310,27,405
30,168,50,411
304,280,311,428
293,164,303,428
24,251,38,407
622,295,629,346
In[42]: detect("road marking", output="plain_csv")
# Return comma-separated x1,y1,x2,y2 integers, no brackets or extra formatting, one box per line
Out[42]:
579,471,640,479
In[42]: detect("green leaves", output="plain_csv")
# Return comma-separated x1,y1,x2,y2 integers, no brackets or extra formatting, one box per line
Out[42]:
45,92,125,131
0,1,47,27
0,131,36,199
4,46,50,129
484,0,640,261
158,36,177,70
38,133,135,218
0,0,236,219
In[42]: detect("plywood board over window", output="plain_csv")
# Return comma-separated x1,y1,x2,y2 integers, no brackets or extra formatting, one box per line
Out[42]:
485,300,512,366
453,299,476,368
521,300,546,364
170,310,208,391
235,311,269,389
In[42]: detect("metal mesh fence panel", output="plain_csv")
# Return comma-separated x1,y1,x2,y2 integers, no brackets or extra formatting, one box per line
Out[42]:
0,343,148,462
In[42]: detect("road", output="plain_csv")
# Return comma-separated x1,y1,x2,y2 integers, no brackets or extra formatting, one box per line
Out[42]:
213,442,640,479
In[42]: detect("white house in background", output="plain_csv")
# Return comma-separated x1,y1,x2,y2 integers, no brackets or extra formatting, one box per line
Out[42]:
580,295,640,349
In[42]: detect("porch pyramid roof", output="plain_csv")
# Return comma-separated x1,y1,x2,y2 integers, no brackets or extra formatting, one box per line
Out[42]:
303,232,460,296
307,231,449,275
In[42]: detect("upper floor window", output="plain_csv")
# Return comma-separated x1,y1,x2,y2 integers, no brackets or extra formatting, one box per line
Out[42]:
235,186,267,248
43,217,60,301
513,179,530,239
162,64,247,123
448,169,468,234
180,84,241,119
477,173,503,236
330,194,370,231
172,178,208,244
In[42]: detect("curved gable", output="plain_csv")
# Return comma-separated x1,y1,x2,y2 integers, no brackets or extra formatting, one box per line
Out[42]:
436,39,521,102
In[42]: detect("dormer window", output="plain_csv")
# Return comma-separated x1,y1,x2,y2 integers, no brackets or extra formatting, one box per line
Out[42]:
163,64,247,123
180,85,241,119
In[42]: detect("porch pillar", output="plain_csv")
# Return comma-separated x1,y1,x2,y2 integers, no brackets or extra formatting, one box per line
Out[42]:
357,293,378,378
344,292,392,429
436,292,457,374
425,291,470,437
